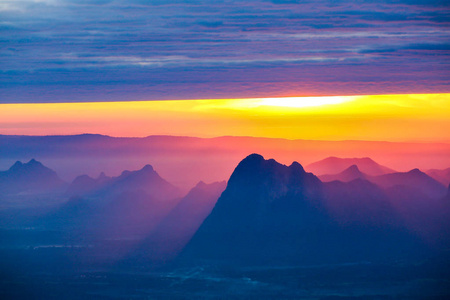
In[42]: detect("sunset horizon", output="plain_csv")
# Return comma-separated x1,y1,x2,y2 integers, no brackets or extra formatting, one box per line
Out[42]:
1,0,449,298
2,93,449,143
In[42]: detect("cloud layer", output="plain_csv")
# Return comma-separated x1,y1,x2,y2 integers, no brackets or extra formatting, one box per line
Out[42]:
1,0,449,102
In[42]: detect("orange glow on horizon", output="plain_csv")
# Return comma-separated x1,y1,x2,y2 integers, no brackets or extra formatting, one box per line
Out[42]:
0,93,449,142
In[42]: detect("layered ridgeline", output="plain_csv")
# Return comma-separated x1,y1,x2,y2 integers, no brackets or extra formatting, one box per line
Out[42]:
46,164,184,241
182,154,450,266
0,159,67,195
306,156,395,176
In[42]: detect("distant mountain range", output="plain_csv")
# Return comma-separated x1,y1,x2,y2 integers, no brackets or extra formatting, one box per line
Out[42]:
1,134,449,191
319,164,447,199
67,164,182,201
44,164,183,241
307,156,395,176
1,156,449,267
426,168,450,186
369,168,446,199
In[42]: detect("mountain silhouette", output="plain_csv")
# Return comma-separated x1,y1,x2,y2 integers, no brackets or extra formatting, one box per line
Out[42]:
369,168,447,199
66,172,111,196
426,168,450,186
66,164,182,201
307,157,395,176
182,154,324,264
182,154,434,266
319,164,368,182
0,159,66,195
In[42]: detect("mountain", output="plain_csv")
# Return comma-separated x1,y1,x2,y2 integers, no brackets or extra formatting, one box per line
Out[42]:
426,168,450,186
41,164,183,250
319,164,368,182
2,134,448,191
99,164,182,201
182,154,433,266
0,159,66,195
66,172,111,196
306,157,395,176
66,164,182,201
182,154,325,264
369,168,447,199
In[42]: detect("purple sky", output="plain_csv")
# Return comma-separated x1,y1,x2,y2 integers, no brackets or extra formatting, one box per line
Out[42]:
1,0,449,103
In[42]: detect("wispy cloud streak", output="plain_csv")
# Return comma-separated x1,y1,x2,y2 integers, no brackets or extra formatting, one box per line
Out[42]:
0,0,449,102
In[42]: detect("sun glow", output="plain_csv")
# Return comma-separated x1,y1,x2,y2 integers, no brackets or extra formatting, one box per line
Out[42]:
257,96,355,108
0,93,449,142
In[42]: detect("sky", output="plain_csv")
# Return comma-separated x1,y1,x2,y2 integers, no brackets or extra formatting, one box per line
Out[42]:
1,0,449,103
1,93,449,142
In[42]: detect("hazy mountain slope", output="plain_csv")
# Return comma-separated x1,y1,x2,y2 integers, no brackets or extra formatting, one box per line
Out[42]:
42,164,183,240
322,178,397,225
426,168,450,186
307,157,395,176
65,164,182,201
125,181,226,262
319,164,368,182
66,172,111,196
369,169,447,199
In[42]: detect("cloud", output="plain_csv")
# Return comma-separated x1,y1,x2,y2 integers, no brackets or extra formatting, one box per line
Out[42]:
0,0,449,103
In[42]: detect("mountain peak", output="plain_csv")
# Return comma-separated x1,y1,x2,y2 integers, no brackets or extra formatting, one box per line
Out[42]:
307,156,395,176
9,161,23,171
183,155,325,264
360,157,375,162
408,168,423,175
318,164,367,183
1,159,65,195
345,164,361,173
121,170,131,176
195,181,207,188
239,153,265,166
289,161,305,173
8,159,46,172
141,164,154,172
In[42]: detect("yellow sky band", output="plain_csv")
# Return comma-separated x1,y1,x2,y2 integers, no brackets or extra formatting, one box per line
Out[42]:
0,93,449,142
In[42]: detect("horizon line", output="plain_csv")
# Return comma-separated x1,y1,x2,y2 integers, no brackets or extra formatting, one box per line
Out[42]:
1,133,449,145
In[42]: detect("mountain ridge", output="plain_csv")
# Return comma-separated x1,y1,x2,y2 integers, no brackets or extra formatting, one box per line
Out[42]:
182,154,444,266
307,156,396,176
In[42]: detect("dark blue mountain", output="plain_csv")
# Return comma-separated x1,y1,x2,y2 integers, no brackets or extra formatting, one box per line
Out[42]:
0,159,66,195
181,154,438,266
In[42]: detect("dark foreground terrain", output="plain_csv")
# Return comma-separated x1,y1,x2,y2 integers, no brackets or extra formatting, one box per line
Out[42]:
1,244,449,300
